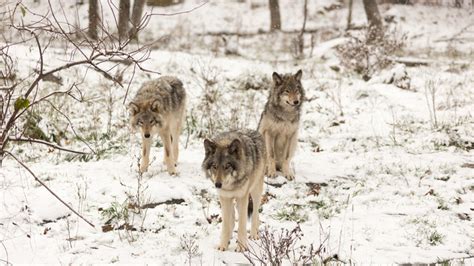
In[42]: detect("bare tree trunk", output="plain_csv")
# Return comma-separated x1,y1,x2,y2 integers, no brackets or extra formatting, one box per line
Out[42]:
296,0,308,58
129,0,146,40
362,0,383,41
118,0,131,42
269,0,281,31
346,0,353,30
88,0,99,40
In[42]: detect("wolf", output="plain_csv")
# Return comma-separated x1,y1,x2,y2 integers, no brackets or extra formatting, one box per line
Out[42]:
202,129,266,252
258,70,305,181
129,76,186,175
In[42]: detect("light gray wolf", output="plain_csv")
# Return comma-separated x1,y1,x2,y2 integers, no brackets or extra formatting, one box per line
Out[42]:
129,76,186,175
202,129,266,252
258,70,305,181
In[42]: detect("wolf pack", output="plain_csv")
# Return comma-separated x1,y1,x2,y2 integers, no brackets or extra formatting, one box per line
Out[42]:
128,70,305,252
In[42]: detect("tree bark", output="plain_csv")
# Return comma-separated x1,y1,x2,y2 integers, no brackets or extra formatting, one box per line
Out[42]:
129,0,146,40
88,0,99,40
296,0,308,57
269,0,281,31
362,0,383,40
346,0,353,30
118,0,131,42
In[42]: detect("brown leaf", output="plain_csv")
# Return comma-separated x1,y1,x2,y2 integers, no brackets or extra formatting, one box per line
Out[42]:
102,224,114,233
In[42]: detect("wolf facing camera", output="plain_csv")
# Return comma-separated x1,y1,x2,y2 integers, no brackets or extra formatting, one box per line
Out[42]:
129,76,186,175
202,130,266,252
258,70,305,180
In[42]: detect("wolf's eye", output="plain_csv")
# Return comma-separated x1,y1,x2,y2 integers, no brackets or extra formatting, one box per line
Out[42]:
225,163,233,170
284,89,290,94
211,163,217,170
137,120,143,126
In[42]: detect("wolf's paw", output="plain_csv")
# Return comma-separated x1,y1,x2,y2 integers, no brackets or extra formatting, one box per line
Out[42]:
249,232,259,240
235,243,248,252
139,164,149,174
216,244,228,251
167,169,178,176
282,167,295,181
266,169,277,178
284,173,295,181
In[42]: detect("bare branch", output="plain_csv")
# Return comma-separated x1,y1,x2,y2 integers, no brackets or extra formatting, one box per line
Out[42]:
8,137,90,155
147,1,209,17
4,151,95,228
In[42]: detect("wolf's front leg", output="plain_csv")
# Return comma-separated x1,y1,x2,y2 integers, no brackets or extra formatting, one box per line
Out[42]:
171,125,180,166
264,132,277,177
235,196,249,252
217,197,233,251
140,136,152,173
160,129,177,175
281,133,297,181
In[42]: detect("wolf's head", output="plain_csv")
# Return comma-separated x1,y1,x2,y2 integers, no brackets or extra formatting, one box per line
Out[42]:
202,138,243,189
271,70,304,109
129,100,163,138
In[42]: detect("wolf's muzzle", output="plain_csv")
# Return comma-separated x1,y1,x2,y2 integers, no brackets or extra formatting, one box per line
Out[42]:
144,133,151,138
215,182,222,188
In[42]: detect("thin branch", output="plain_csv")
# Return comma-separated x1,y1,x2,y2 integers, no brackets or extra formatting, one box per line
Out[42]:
4,151,95,228
8,137,90,155
44,100,96,154
147,1,209,17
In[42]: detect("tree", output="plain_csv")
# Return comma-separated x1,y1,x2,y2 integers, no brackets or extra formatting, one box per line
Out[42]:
118,0,131,42
347,0,353,30
88,0,99,40
0,0,155,228
129,0,146,40
269,0,281,31
362,0,383,40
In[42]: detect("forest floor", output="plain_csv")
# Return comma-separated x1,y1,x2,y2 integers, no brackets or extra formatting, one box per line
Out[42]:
1,0,473,264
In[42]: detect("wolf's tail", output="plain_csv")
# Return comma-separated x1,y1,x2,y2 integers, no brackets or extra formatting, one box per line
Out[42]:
247,195,253,219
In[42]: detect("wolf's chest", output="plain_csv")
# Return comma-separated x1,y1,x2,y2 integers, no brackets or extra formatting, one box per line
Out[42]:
266,119,298,135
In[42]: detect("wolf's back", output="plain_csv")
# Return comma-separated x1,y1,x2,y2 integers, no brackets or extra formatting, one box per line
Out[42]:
132,76,186,112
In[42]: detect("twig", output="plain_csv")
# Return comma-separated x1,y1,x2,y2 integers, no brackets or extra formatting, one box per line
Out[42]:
0,240,10,266
5,151,95,228
146,1,209,17
8,137,90,155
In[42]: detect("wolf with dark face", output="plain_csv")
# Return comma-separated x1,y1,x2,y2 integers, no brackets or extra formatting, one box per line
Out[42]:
202,130,266,252
129,76,186,175
258,70,305,180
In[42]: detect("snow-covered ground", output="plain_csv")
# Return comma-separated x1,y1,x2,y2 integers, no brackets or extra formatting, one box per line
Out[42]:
1,0,473,264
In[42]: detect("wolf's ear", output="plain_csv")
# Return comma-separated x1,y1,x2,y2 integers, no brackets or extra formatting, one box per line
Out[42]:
150,100,160,112
228,139,241,157
204,139,217,156
129,102,139,115
294,69,303,81
272,72,283,86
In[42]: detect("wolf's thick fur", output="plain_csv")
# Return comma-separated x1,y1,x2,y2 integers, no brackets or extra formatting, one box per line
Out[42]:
258,70,305,180
129,76,186,175
202,130,266,252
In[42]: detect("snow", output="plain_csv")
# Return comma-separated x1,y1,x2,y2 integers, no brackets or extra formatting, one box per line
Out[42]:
1,0,474,264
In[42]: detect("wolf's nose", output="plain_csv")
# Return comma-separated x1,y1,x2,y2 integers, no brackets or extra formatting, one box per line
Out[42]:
215,182,222,188
293,100,300,105
144,133,150,138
